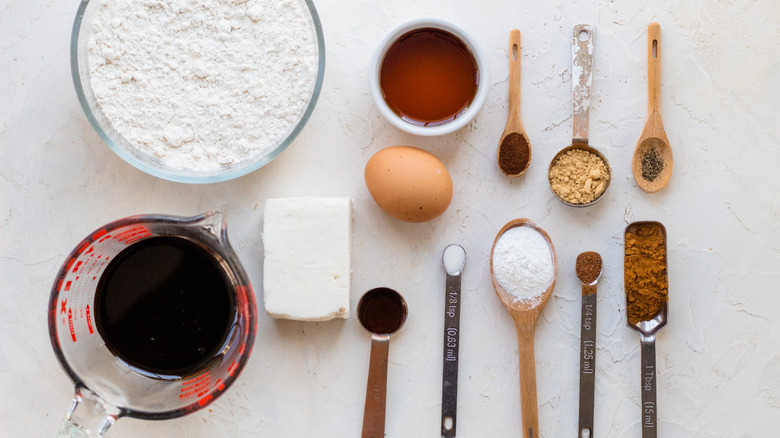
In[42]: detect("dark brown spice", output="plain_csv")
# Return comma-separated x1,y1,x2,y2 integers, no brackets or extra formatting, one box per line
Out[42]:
641,148,664,181
624,223,668,324
576,251,602,285
498,132,530,175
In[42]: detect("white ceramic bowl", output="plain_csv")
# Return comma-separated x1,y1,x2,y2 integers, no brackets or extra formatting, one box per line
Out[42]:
368,18,490,136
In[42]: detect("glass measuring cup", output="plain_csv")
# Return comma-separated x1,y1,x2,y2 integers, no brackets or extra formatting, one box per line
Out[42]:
48,212,256,437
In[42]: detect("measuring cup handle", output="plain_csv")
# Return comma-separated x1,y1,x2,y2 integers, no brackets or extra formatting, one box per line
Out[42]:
572,24,594,145
57,387,121,438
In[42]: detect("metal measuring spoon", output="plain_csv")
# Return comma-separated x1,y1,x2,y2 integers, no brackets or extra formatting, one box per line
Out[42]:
441,244,466,437
548,24,612,207
490,219,557,438
358,288,408,438
624,222,668,438
576,252,602,438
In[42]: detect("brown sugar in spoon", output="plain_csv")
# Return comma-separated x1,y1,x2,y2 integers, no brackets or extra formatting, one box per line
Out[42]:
497,30,532,177
633,23,673,192
490,219,557,438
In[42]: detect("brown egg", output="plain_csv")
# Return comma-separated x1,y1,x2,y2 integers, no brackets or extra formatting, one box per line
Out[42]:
365,146,453,223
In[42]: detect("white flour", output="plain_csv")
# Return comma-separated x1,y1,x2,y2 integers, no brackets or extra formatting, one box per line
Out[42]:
88,0,317,171
492,226,554,303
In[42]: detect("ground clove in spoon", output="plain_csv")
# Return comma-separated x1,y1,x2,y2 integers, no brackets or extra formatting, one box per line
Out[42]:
497,29,531,177
576,251,602,438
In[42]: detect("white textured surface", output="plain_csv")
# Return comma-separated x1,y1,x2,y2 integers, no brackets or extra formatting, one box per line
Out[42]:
1,0,779,436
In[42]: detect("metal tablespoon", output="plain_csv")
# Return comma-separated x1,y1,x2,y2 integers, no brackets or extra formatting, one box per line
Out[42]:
358,288,408,438
624,222,668,438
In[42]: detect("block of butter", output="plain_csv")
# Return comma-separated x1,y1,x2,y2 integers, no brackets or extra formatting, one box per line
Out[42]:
262,197,352,321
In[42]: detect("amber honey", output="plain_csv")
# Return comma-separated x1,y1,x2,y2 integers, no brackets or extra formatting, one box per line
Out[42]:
380,28,478,127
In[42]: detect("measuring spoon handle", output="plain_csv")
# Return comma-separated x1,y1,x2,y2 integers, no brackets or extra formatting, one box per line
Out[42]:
441,271,461,437
640,336,658,438
572,24,594,145
362,334,390,438
578,289,597,437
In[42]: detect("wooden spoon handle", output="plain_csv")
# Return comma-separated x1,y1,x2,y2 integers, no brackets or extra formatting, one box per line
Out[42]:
508,29,522,120
647,23,661,113
517,328,539,438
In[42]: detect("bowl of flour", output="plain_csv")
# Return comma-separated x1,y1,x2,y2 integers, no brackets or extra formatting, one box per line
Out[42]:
71,0,324,183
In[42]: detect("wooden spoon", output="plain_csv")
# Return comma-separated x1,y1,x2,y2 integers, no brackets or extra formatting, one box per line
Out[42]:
633,23,672,193
497,30,531,177
490,219,557,438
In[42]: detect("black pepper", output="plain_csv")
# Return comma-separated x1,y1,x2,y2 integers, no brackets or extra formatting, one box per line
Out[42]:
641,148,664,181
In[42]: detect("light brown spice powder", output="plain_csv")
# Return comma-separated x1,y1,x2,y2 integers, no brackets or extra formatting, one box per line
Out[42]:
549,149,609,204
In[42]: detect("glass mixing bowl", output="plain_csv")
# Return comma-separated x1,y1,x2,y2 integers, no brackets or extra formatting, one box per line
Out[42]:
71,0,325,184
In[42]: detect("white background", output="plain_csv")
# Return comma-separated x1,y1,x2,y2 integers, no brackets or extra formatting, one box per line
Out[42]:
2,0,779,436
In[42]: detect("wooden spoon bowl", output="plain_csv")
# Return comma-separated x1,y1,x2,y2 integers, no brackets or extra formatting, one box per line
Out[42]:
490,218,557,438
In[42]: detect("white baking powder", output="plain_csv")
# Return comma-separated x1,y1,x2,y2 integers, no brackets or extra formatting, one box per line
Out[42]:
492,226,554,303
88,0,317,171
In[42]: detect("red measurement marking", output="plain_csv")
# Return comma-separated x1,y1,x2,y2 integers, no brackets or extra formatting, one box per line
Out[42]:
197,395,213,406
64,281,72,291
65,258,75,272
57,279,63,292
93,229,108,239
85,245,94,254
76,241,89,253
179,373,211,399
60,299,68,314
215,379,225,391
182,372,209,386
68,309,76,342
227,361,238,376
72,261,83,273
86,305,93,334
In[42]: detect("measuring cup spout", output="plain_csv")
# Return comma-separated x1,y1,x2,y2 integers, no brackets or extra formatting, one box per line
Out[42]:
58,387,123,438
185,211,225,239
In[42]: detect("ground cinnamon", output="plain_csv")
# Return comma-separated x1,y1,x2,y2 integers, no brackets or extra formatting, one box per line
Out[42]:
624,223,668,324
498,132,530,175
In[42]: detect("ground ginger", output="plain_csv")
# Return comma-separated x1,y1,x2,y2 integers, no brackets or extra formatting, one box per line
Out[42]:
624,223,668,324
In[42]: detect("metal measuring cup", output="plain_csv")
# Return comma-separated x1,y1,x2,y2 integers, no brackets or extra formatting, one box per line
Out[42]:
548,24,612,207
